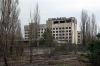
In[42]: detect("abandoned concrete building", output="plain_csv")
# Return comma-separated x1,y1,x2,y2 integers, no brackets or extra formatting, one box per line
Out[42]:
24,17,81,44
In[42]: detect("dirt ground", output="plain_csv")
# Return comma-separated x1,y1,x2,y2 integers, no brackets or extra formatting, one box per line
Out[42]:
0,52,87,66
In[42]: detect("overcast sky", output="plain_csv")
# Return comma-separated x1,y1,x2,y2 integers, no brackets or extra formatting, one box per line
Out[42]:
19,0,100,32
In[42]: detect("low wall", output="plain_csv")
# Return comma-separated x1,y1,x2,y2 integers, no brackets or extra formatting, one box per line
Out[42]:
24,47,54,55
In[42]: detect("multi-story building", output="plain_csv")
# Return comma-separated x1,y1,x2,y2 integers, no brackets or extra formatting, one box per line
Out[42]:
24,17,81,44
77,31,82,44
24,25,29,40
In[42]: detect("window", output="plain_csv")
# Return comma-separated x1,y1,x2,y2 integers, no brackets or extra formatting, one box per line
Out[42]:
53,31,55,33
62,27,64,29
66,30,68,32
59,31,61,33
62,34,64,36
50,28,52,30
25,35,28,37
69,30,71,32
66,37,68,39
41,28,43,30
53,28,55,30
54,21,58,24
69,33,71,35
56,31,58,33
60,21,65,23
59,27,61,29
56,34,58,36
69,27,71,29
69,37,71,39
62,37,64,39
78,39,80,41
62,31,64,32
59,37,61,39
53,34,55,36
25,30,27,31
66,27,68,29
56,37,58,39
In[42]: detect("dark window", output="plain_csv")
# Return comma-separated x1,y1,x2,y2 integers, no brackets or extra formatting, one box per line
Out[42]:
78,36,80,37
62,37,64,39
69,30,71,32
53,34,55,36
56,34,58,36
59,27,61,29
69,33,71,35
60,21,65,23
56,31,58,33
69,37,71,39
53,31,55,33
59,37,61,39
66,19,71,22
62,34,64,36
62,27,64,29
66,37,68,39
66,30,68,32
69,27,71,29
54,21,58,24
56,37,58,39
53,28,55,30
62,31,64,32
66,27,68,29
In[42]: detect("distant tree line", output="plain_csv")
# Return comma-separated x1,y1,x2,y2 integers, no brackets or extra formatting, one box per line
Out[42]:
80,9,98,48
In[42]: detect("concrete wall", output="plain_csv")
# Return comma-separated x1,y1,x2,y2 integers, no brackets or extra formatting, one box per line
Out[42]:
24,47,54,55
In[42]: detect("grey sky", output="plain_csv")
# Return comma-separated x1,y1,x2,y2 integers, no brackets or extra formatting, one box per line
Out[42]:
19,0,100,32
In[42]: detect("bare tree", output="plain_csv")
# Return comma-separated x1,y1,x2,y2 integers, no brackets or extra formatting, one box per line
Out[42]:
91,14,97,40
33,3,40,46
15,20,23,57
29,3,40,63
80,9,88,47
80,9,98,47
0,0,20,66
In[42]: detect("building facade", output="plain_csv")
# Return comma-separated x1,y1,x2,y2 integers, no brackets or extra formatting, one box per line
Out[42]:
24,17,81,44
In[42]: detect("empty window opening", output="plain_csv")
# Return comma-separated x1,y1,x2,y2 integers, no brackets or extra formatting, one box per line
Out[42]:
66,19,71,22
60,21,65,23
54,21,58,24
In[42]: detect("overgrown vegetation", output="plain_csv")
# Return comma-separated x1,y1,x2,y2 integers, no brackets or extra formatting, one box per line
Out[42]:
81,33,100,66
39,28,55,47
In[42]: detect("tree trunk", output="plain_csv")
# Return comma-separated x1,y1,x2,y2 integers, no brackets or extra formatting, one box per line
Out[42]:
4,57,9,66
